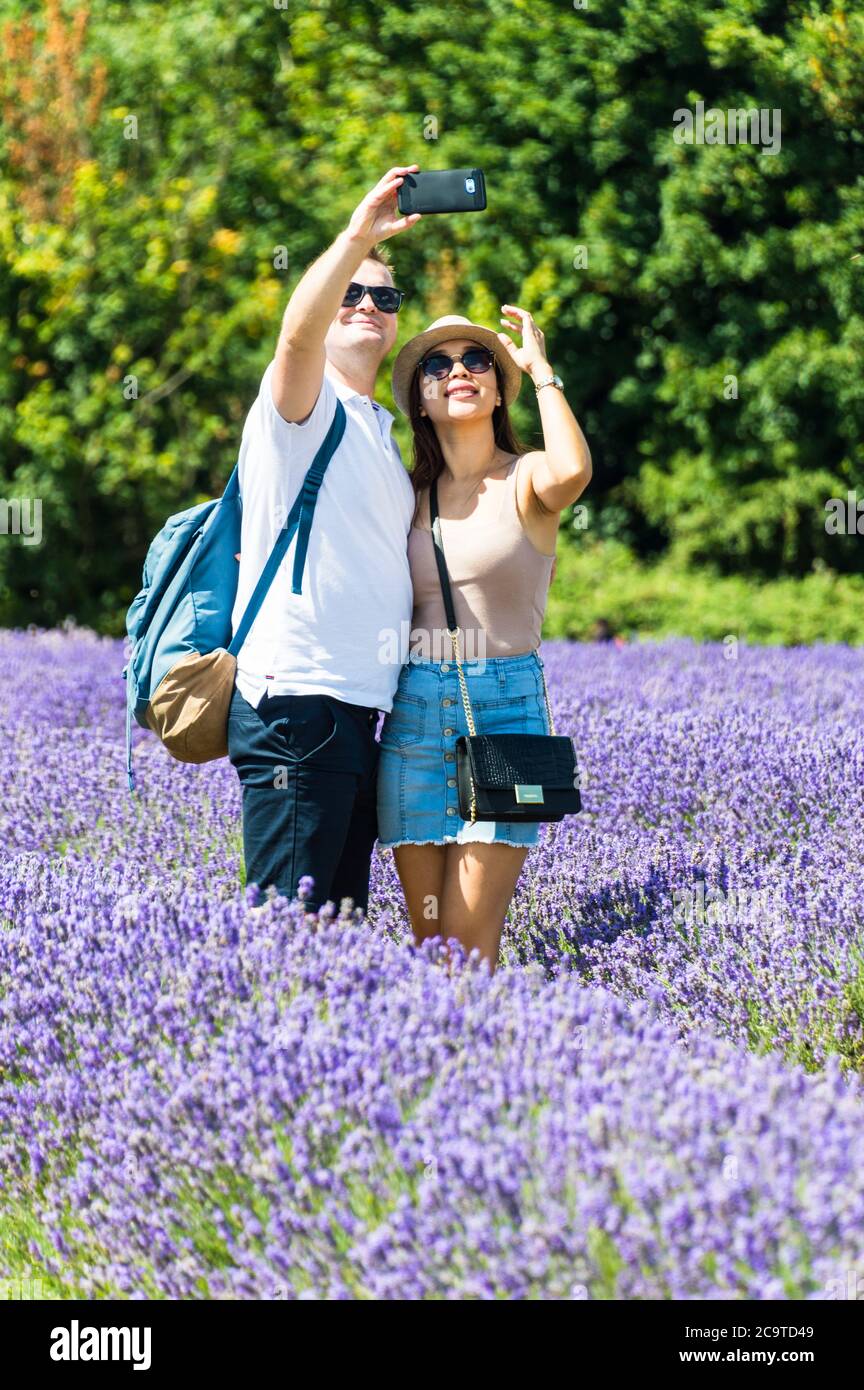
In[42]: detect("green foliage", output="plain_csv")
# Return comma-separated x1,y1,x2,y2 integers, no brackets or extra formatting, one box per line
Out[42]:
0,0,862,635
545,536,864,646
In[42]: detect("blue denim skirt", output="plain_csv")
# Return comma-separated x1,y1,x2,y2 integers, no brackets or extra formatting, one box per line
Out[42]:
377,650,551,849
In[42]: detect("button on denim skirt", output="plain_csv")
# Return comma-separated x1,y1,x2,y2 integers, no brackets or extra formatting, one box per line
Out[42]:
377,650,551,849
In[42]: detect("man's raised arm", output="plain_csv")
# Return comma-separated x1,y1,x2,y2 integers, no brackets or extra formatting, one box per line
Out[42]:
272,165,421,424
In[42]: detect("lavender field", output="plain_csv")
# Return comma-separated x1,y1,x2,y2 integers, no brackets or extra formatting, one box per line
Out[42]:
2,628,864,1299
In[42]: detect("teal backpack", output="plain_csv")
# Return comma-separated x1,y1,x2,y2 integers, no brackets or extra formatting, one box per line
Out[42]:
123,401,346,792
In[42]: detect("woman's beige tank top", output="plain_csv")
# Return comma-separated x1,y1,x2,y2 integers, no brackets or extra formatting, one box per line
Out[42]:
407,456,555,662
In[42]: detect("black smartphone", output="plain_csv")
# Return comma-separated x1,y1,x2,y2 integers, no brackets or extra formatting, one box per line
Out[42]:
397,168,487,215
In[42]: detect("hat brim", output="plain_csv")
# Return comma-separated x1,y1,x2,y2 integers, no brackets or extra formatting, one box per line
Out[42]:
391,320,522,417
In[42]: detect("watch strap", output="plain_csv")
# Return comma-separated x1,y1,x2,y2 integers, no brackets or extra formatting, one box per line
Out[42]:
534,372,563,393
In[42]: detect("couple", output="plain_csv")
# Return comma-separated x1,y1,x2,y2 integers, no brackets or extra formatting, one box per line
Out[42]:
227,165,591,968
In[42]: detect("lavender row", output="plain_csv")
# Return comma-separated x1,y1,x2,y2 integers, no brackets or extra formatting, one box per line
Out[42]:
1,628,863,1297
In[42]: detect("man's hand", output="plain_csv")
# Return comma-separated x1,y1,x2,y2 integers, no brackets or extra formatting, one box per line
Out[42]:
272,165,422,425
347,165,423,247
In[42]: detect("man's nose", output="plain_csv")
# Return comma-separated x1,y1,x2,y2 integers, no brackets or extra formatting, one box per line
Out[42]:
358,291,378,312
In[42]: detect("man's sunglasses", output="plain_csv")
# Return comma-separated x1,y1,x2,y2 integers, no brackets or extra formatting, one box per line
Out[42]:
342,281,405,314
419,347,496,381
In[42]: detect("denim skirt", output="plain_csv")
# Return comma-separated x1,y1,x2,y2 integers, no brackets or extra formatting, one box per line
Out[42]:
377,650,551,849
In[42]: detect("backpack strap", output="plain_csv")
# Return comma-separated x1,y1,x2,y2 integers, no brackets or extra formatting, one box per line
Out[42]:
227,399,346,657
221,461,240,503
125,400,346,795
290,429,336,595
125,692,135,793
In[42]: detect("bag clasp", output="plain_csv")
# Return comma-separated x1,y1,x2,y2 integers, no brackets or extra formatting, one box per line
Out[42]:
514,784,544,804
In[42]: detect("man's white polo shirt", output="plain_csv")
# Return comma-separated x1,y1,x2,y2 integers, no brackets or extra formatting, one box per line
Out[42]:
229,361,415,713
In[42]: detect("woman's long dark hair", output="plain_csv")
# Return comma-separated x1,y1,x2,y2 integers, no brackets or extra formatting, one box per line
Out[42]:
407,355,528,497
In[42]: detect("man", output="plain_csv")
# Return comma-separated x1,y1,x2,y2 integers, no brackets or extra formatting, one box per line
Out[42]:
227,166,422,913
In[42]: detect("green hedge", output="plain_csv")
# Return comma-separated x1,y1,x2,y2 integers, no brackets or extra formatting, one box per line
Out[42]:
546,536,864,645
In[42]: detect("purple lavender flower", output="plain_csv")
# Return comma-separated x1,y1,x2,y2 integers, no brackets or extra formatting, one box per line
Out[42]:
2,629,864,1298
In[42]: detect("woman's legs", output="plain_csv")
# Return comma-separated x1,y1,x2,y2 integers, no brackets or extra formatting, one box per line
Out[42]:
439,843,528,969
393,844,447,942
393,840,528,970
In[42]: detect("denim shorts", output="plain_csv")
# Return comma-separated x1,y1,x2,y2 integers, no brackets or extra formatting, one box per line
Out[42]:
377,650,551,849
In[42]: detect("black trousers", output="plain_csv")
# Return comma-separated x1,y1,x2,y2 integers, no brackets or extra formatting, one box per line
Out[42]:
227,686,380,913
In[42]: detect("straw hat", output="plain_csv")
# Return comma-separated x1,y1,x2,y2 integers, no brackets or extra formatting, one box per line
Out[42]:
390,314,522,418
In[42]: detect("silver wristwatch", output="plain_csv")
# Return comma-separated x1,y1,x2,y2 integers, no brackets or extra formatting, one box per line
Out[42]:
534,372,564,395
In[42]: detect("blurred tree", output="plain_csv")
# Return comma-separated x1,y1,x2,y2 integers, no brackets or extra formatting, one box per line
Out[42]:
0,0,862,632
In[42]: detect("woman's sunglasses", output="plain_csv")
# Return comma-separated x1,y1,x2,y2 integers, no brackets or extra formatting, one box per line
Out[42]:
342,282,405,314
419,347,496,380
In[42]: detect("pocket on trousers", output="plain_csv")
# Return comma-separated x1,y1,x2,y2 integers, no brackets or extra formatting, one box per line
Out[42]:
262,695,338,763
380,693,426,748
227,687,258,723
227,688,261,758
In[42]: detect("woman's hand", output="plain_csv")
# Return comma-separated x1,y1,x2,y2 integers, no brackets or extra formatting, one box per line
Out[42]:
497,305,552,379
347,166,423,246
499,305,592,522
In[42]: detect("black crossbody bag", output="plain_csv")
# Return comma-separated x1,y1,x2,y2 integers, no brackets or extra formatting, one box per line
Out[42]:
429,477,583,824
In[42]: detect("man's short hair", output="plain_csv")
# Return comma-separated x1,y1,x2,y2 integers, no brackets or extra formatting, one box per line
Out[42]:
365,243,393,277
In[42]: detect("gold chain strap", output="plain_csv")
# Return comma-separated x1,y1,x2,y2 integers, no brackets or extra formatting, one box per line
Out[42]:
447,629,556,822
537,657,556,736
449,627,476,736
448,627,477,821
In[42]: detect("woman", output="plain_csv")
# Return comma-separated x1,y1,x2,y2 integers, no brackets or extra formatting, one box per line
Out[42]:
377,308,591,968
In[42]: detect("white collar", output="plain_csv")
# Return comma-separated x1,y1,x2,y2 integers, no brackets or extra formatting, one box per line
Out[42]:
325,366,394,424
